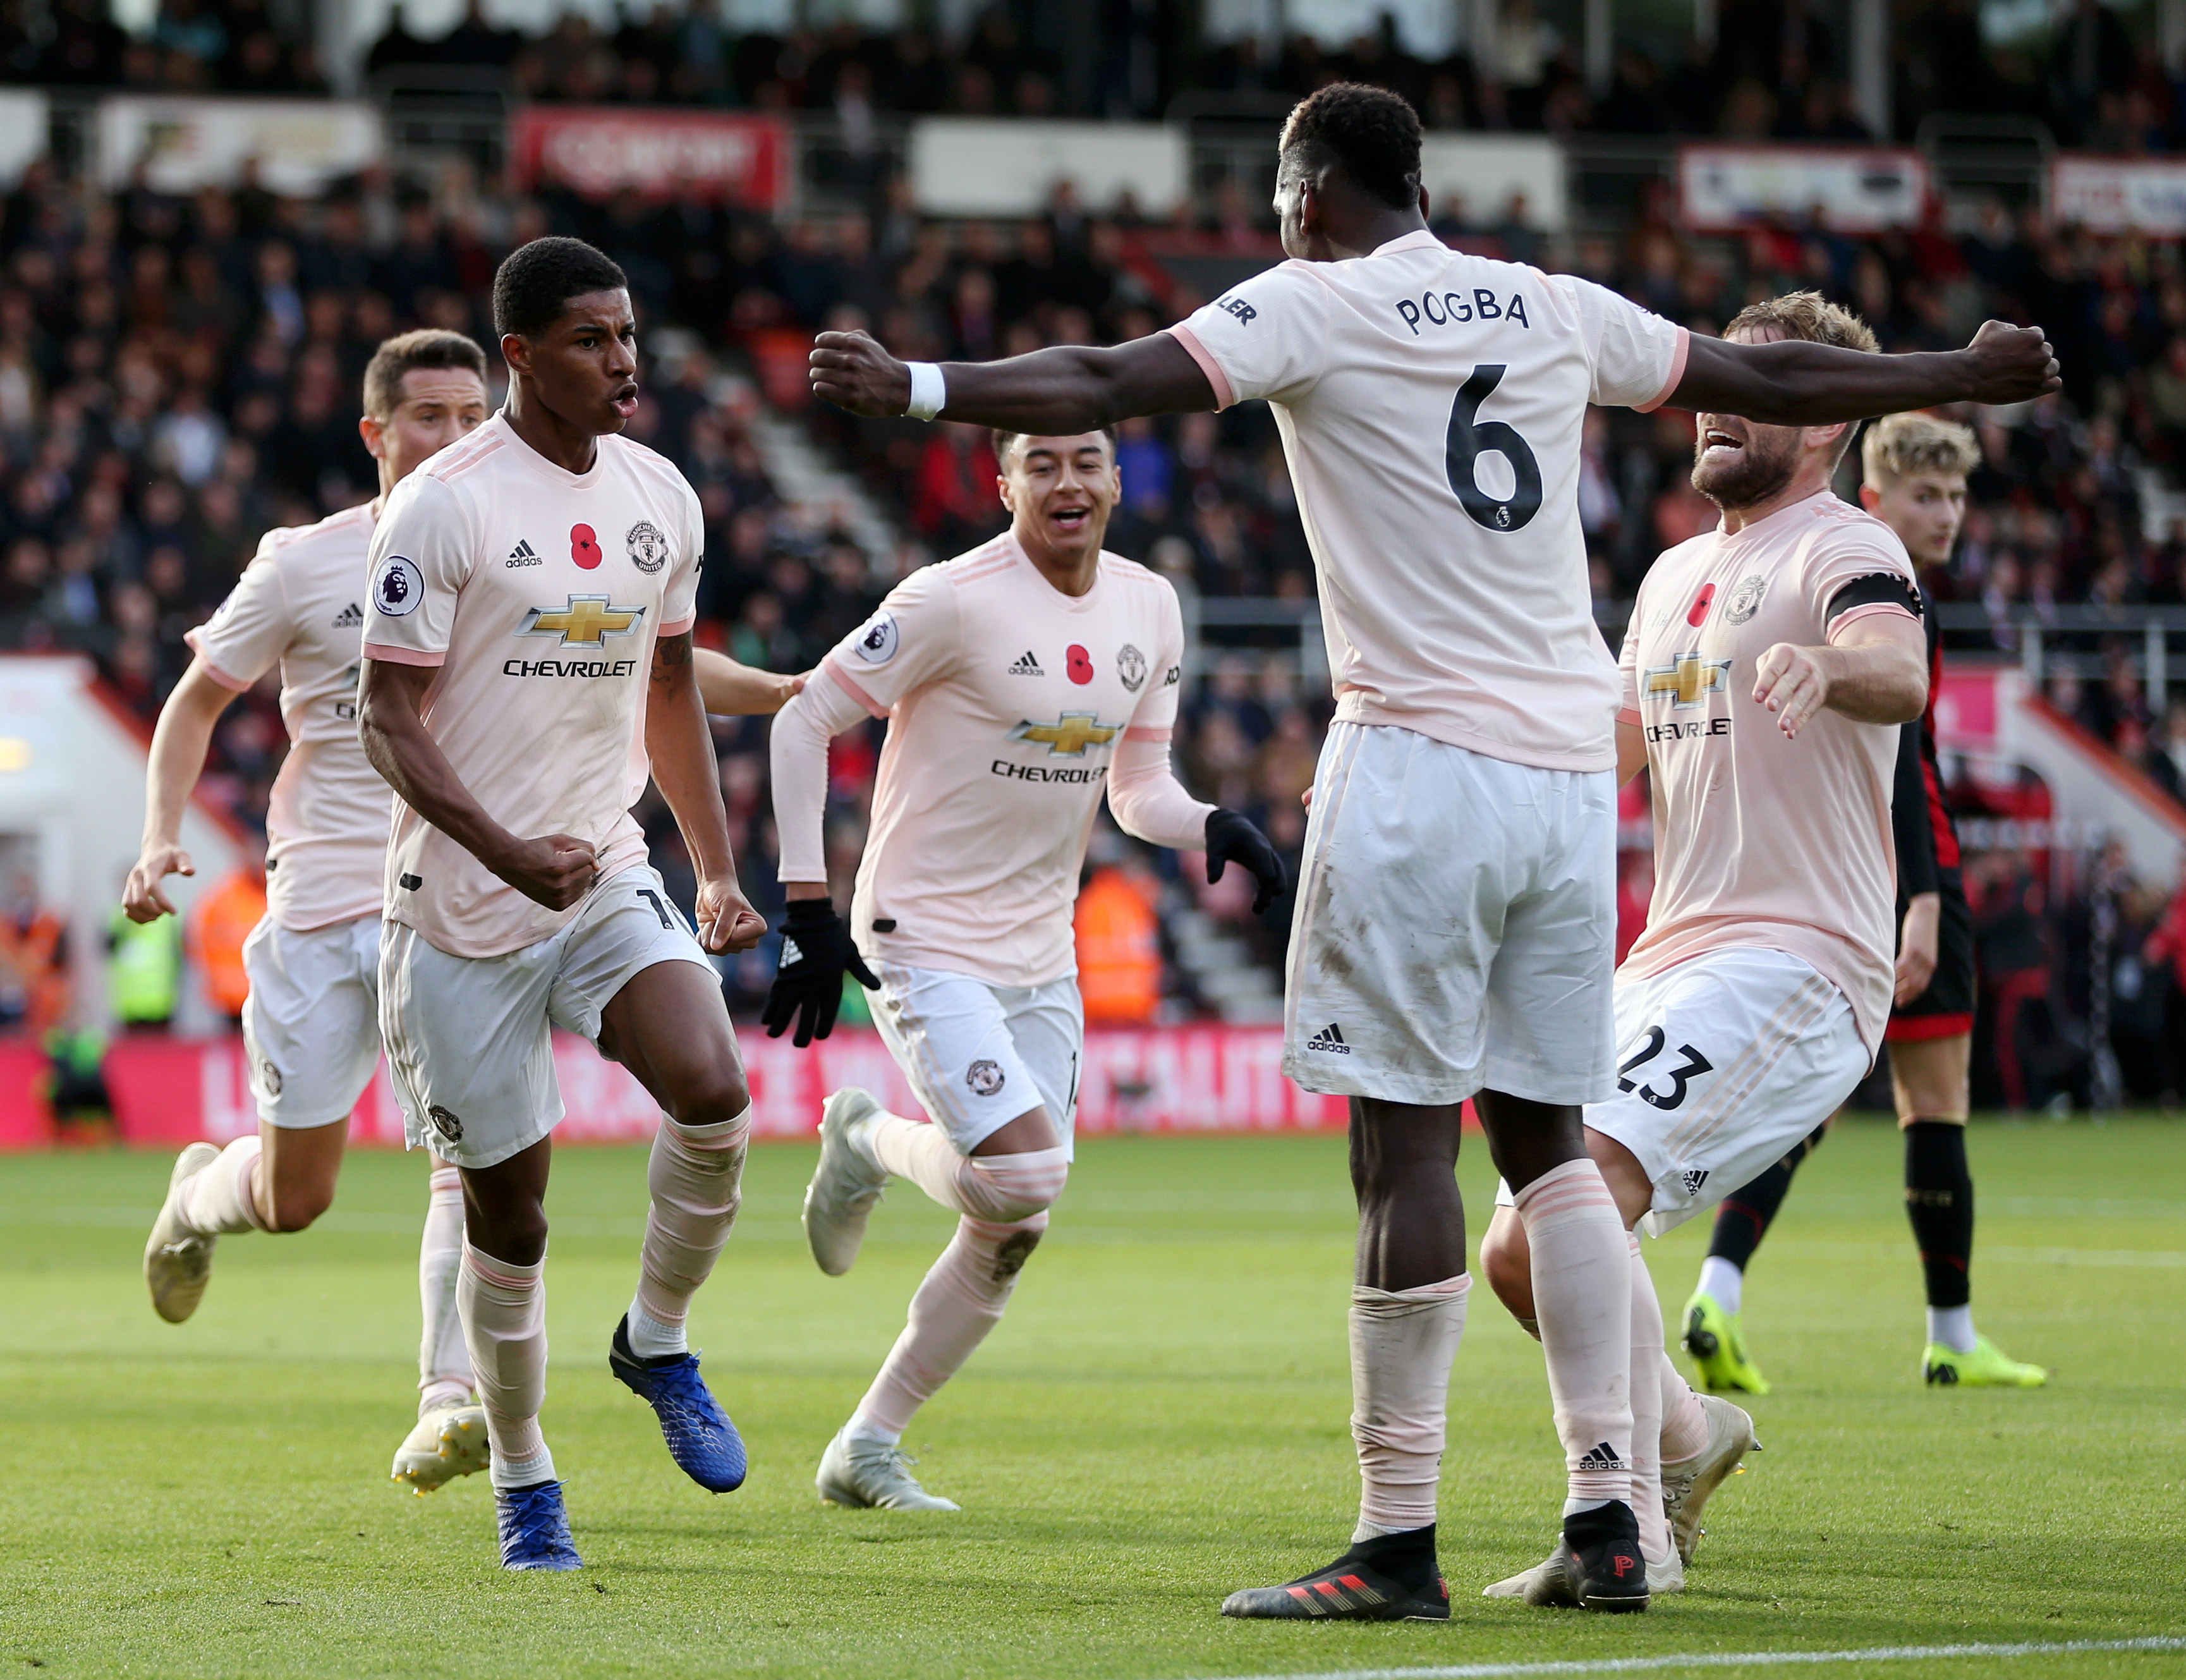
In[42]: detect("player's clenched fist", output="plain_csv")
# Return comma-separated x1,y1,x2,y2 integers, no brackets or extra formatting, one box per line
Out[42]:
696,875,768,954
1751,642,1829,740
810,330,913,418
495,833,598,910
122,842,193,923
1962,320,2060,407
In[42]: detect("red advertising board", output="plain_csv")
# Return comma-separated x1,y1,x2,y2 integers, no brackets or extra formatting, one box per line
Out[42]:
0,1026,1346,1150
509,107,789,207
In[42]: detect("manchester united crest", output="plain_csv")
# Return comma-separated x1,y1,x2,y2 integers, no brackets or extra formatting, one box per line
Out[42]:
1117,643,1148,693
626,520,669,575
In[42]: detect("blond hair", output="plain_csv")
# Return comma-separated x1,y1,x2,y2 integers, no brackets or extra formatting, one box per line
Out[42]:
361,329,488,420
1861,410,1980,488
1723,290,1880,355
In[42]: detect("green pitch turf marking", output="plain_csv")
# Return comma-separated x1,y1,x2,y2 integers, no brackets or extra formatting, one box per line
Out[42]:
1195,1634,2186,1678
2,1118,2180,1679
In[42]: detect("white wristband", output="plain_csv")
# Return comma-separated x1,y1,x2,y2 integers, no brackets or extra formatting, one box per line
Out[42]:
904,361,947,422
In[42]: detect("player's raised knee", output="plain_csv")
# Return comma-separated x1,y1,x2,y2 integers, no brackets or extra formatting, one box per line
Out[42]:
1478,1208,1537,1327
667,1065,751,1133
960,1150,1069,1224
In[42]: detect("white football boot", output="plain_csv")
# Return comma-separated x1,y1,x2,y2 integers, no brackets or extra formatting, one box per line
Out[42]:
1663,1392,1760,1565
802,1088,890,1277
815,1429,960,1511
143,1142,222,1324
1482,1545,1684,1602
391,1397,492,1495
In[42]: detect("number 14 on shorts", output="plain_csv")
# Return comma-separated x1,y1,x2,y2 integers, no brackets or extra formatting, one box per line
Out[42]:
1617,1026,1714,1111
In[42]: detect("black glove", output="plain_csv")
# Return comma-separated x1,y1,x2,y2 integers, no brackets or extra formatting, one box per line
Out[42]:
1205,807,1288,916
762,897,879,1047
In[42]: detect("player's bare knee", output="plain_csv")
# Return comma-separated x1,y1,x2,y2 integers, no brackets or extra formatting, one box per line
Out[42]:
667,1065,751,1133
264,1184,335,1233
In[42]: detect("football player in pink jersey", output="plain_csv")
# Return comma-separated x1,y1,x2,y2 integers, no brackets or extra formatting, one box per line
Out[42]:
1474,295,1950,1604
766,427,1284,1511
360,239,768,1570
1679,411,2046,1396
812,88,2057,1617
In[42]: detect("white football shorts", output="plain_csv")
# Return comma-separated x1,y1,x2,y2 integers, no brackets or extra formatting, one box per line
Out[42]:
870,961,1083,1159
1284,721,1618,1108
241,911,383,1129
1493,946,1869,1235
378,865,715,1169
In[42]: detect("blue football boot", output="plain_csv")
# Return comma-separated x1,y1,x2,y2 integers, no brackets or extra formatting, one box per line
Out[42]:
609,1315,748,1493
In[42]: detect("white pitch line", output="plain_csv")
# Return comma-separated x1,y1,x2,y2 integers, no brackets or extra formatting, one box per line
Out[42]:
1186,1634,2186,1680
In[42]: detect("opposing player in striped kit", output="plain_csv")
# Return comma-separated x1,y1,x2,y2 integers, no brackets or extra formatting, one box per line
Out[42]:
768,427,1285,1511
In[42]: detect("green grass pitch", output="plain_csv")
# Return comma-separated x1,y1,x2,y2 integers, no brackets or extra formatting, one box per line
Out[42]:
1,1117,2182,1679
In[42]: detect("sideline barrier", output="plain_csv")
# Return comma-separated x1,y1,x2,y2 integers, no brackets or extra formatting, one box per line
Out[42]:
0,1026,1347,1149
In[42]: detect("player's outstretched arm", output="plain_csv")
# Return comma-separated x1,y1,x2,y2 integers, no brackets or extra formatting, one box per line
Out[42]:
1751,614,1928,740
123,659,241,922
693,648,805,716
357,657,599,911
646,631,767,954
1671,320,2060,425
810,328,1215,432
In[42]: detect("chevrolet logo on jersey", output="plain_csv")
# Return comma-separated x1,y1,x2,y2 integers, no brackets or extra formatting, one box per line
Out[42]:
1010,713,1120,756
1643,652,1733,709
518,595,645,647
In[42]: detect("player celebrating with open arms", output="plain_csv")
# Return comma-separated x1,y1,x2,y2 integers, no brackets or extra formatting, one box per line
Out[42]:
358,238,767,1571
811,85,2058,1617
1475,295,1952,1604
768,427,1284,1511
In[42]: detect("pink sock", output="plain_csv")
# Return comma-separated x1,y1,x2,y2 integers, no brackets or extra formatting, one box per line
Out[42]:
850,1213,1046,1440
418,1166,471,1409
868,1112,1068,1222
459,1243,554,1488
176,1137,268,1236
629,1107,750,1354
1513,1159,1632,1512
1351,1274,1470,1538
1660,1363,1710,1465
1627,1234,1674,1564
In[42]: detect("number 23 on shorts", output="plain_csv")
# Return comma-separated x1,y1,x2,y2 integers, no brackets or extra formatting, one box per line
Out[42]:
1617,1025,1715,1111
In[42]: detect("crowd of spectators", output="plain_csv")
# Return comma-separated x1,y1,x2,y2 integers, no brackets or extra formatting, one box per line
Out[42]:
0,124,2180,1092
4,0,2183,152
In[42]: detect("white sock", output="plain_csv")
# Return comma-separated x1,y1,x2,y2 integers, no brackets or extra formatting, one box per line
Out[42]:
631,1106,750,1358
1513,1160,1634,1513
844,1411,901,1448
1349,1274,1471,1540
459,1243,556,1490
1928,1304,1977,1353
418,1165,472,1411
1698,1254,1744,1317
175,1137,268,1236
625,1299,687,1360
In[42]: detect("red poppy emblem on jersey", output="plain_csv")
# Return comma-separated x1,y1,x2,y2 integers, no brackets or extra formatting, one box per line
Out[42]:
570,524,602,569
1066,643,1095,685
1685,581,1716,626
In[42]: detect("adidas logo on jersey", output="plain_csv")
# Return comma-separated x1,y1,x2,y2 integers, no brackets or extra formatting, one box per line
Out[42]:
1007,650,1043,676
1304,1021,1351,1054
506,539,542,567
1577,1441,1629,1470
1680,1167,1710,1195
332,602,364,628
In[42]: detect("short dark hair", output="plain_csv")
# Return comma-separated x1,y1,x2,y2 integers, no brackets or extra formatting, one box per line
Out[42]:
1278,83,1423,212
490,236,629,341
992,428,1118,466
361,328,488,419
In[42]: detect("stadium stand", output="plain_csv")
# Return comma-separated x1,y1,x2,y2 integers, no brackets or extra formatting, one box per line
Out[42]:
0,0,2179,1108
